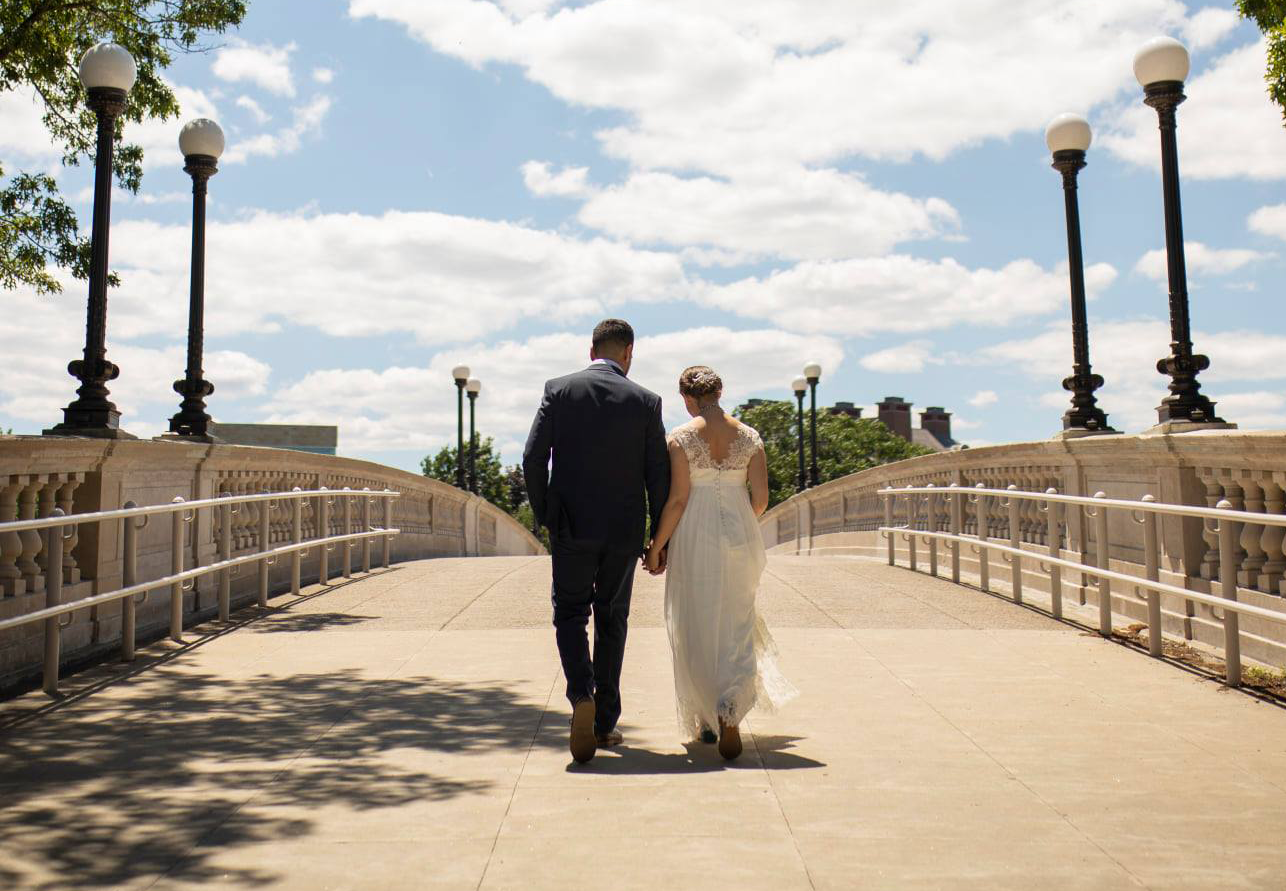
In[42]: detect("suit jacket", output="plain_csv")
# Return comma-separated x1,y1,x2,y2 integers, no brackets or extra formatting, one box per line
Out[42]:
523,363,670,552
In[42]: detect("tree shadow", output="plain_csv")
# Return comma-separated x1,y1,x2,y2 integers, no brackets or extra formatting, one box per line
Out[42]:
0,670,563,890
249,612,376,634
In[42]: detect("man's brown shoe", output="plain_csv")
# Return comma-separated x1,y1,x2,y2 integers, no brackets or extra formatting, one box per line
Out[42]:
569,699,597,763
596,729,623,747
718,718,742,760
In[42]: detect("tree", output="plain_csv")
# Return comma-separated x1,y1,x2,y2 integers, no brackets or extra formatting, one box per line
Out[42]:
1240,0,1286,123
734,400,935,509
1,0,247,294
421,436,551,549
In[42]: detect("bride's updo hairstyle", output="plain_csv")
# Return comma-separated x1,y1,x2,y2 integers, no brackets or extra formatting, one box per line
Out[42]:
679,365,723,402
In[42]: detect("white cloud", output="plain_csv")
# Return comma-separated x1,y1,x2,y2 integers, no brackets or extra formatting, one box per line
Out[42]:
576,167,959,261
1249,203,1286,241
975,320,1286,432
95,208,688,345
968,389,999,408
349,0,1197,174
521,160,594,198
1100,38,1286,180
697,255,1117,336
1183,7,1241,50
235,95,272,124
222,95,333,164
262,327,845,454
212,39,298,97
312,67,336,84
859,340,940,374
1134,241,1269,281
0,86,57,165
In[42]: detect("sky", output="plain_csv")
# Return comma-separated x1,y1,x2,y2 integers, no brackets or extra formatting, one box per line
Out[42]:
2,0,1286,474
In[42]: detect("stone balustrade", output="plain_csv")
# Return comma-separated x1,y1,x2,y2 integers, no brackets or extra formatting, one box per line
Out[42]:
0,437,544,688
760,431,1286,667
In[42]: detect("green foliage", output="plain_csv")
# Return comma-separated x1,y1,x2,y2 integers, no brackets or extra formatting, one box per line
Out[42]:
1239,0,1286,124
0,0,247,293
734,400,935,509
421,436,551,548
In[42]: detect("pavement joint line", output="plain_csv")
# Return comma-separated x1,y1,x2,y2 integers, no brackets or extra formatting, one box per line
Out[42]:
761,567,848,631
439,557,546,632
476,667,560,891
144,608,454,891
745,718,818,890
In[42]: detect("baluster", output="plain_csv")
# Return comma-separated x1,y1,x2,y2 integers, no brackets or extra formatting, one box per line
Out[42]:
1197,468,1221,579
0,476,26,595
1237,476,1267,589
17,477,47,595
1218,475,1248,575
35,474,59,576
1258,478,1285,594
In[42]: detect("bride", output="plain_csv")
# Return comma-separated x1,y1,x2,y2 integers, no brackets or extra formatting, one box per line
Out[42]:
644,366,797,759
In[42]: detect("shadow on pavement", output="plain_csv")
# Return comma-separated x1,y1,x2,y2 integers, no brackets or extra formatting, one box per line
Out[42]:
574,734,825,775
0,671,562,890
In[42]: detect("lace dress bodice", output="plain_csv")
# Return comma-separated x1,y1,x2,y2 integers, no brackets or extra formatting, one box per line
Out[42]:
669,422,763,485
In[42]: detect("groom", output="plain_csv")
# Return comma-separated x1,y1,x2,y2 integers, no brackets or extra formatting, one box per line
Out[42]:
523,319,671,763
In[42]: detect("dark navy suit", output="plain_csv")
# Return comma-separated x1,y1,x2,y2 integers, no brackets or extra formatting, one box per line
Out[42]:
522,361,670,733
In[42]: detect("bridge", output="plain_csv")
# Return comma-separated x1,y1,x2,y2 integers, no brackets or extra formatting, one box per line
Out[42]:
2,435,1286,889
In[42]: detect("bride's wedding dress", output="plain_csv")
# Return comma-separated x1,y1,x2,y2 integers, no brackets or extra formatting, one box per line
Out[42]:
664,422,797,740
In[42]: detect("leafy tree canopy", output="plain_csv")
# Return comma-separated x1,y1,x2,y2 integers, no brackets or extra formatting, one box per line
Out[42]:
1240,0,1286,123
421,436,550,548
1,0,247,294
734,400,935,509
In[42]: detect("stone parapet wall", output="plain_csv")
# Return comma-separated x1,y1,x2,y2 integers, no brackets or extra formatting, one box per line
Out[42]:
760,431,1286,667
0,437,544,688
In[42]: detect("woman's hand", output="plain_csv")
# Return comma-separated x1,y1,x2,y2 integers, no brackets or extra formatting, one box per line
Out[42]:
644,543,666,575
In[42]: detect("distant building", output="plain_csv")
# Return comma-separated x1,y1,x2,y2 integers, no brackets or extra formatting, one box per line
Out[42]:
829,401,863,419
876,397,960,452
208,423,338,455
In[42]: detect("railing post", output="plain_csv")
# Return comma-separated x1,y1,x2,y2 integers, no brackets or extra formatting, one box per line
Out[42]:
905,487,918,572
926,484,938,577
1217,498,1242,687
258,492,271,607
382,491,393,568
1141,495,1162,657
319,488,330,584
1007,484,1022,605
948,483,961,584
42,508,66,695
169,497,186,641
975,483,990,593
361,487,372,573
122,503,140,661
1044,488,1062,619
883,491,894,565
1093,491,1111,636
342,487,353,579
218,496,232,622
291,488,303,595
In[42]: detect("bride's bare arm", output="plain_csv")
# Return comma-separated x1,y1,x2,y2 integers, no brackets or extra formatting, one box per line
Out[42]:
748,447,769,517
646,440,691,569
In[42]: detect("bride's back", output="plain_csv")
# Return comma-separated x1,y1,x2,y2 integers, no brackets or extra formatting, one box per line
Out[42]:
687,412,749,465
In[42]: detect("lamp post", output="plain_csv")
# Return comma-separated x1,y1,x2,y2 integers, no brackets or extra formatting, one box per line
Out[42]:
1045,113,1115,437
167,119,225,440
452,365,469,489
803,362,821,487
1134,36,1226,428
466,378,481,494
791,377,808,493
46,43,137,439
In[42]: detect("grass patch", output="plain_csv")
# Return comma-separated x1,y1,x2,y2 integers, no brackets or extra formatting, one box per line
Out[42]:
1111,623,1286,703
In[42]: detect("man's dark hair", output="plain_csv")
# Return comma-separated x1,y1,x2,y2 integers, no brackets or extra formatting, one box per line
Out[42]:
592,318,634,354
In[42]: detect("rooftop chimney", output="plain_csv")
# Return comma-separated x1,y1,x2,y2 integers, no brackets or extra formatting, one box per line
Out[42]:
920,406,952,447
877,396,913,441
829,401,862,419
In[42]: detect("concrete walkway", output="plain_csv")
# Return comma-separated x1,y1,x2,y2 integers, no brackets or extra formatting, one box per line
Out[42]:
2,556,1285,890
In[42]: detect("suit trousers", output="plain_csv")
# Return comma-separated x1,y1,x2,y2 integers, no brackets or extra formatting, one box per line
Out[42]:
550,535,638,734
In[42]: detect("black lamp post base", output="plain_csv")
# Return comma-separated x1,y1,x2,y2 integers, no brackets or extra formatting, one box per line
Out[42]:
43,422,137,440
1051,426,1121,440
1145,418,1237,435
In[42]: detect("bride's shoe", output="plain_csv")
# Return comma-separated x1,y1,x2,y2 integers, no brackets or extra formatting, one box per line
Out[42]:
717,718,742,760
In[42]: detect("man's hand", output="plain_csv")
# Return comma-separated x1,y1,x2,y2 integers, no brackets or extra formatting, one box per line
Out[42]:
643,542,667,575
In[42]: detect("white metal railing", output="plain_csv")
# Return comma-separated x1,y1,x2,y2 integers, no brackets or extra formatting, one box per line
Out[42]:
0,486,400,694
878,484,1286,688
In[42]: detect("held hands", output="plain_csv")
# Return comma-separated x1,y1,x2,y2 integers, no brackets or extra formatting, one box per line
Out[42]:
643,541,667,575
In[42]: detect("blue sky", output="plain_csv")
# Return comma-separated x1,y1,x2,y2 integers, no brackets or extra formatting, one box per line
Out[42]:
2,0,1285,474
